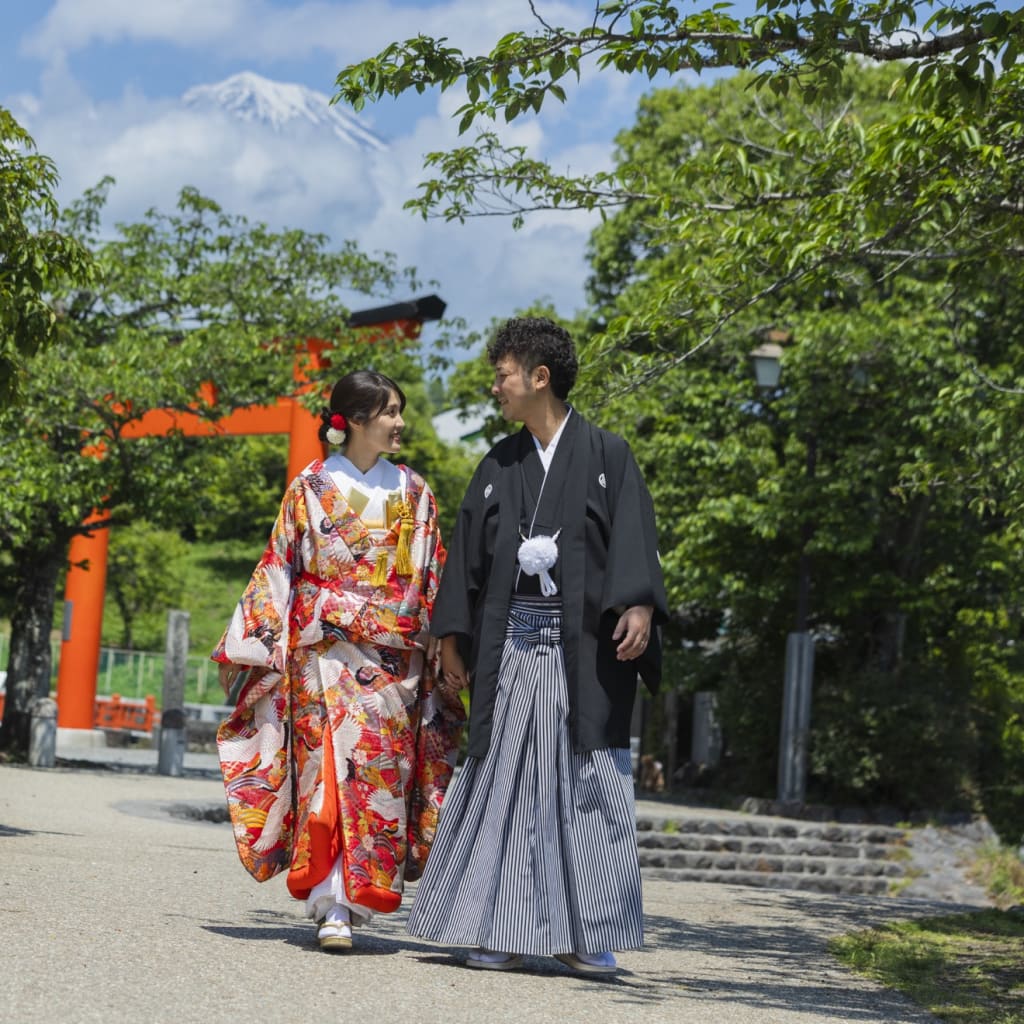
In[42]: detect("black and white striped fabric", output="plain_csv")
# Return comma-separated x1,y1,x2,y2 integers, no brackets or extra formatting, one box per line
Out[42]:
406,596,644,956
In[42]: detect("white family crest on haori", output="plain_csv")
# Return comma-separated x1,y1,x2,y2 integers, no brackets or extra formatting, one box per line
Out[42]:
517,531,562,596
484,484,493,499
598,473,607,488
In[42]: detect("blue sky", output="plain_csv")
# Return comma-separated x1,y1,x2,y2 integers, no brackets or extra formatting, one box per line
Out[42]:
0,0,742,342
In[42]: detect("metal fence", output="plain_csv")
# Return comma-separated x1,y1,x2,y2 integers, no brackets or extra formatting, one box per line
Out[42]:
93,647,217,702
0,635,218,705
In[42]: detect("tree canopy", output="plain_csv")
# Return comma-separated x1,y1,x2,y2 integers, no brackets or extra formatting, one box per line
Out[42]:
336,4,1024,833
0,108,95,400
0,182,433,756
337,1,1021,121
335,1,1024,391
582,65,1024,836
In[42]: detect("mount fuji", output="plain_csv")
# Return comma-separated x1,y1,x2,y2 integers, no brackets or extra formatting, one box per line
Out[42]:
182,71,388,151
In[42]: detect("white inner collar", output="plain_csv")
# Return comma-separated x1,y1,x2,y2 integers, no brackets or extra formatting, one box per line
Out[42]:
531,407,572,473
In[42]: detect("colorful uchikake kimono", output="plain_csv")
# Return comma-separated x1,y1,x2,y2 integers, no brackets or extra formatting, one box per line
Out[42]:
213,458,464,919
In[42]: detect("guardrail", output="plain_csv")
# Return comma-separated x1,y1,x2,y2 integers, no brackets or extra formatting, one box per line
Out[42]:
0,689,233,737
0,637,219,703
94,693,158,733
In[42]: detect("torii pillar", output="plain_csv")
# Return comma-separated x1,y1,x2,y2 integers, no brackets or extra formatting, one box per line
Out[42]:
54,400,321,735
57,514,111,732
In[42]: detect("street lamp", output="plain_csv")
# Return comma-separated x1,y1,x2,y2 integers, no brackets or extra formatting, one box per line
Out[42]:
750,341,784,390
749,334,815,806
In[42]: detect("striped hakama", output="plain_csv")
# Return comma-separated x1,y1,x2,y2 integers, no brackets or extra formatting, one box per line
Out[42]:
406,596,644,956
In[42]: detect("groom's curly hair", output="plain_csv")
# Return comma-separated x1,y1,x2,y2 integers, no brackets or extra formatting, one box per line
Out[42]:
487,316,578,400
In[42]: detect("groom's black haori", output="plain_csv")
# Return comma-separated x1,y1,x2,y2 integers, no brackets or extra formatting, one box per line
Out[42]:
407,315,668,969
433,410,667,758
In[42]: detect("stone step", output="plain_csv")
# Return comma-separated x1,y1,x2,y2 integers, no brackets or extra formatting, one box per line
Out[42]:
634,812,909,897
636,815,905,846
639,867,892,896
637,848,906,879
637,831,895,860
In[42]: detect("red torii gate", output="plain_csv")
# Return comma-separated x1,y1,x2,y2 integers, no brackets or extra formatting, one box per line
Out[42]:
55,295,445,733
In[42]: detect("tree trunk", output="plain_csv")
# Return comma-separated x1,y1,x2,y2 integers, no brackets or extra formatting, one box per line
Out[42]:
878,491,930,671
0,545,65,758
115,596,134,651
662,687,679,789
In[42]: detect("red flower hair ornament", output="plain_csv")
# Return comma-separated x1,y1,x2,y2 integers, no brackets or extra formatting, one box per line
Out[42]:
325,411,347,445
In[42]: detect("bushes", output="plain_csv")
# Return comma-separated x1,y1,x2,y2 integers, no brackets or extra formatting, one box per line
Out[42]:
809,663,977,813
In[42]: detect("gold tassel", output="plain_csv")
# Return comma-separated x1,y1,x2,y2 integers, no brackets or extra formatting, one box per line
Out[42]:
394,501,415,577
370,549,389,586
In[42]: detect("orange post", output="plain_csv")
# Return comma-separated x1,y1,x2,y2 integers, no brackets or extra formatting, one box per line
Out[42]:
56,516,110,730
285,337,329,482
287,398,326,482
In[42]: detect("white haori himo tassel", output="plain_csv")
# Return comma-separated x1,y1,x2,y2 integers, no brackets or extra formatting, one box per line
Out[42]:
517,530,561,596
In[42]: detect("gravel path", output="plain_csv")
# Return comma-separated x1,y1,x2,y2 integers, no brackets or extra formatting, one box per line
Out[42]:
2,762,964,1024
54,742,1006,908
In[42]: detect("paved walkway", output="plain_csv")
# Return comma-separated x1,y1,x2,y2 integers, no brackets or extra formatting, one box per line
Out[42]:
1,750,982,1024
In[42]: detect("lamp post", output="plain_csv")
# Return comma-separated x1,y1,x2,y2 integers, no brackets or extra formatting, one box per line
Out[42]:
750,341,784,390
749,335,815,806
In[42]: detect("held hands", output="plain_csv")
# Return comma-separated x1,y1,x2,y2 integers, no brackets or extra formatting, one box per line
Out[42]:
218,662,245,698
613,605,654,662
438,635,469,696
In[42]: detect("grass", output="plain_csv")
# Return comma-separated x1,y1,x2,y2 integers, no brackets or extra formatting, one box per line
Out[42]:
95,648,222,706
177,537,266,657
830,909,1024,1023
969,845,1024,911
887,841,914,862
887,867,924,897
87,536,266,706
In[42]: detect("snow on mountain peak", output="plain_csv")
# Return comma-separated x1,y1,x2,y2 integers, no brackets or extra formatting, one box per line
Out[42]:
182,71,387,151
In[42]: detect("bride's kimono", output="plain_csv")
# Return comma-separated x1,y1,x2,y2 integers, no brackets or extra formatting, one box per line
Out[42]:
213,457,464,917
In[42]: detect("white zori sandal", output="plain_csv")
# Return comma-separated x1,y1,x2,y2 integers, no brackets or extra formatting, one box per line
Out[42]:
316,905,353,952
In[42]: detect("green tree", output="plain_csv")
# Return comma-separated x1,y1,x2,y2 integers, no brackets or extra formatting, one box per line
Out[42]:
335,1,1024,388
104,524,190,651
187,434,290,544
587,66,1024,833
0,108,94,399
611,296,1024,823
338,0,1020,126
336,4,1024,828
0,182,414,757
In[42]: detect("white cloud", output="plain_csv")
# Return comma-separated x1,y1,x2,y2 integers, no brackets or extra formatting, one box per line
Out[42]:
50,107,378,233
24,0,593,64
15,77,589,333
351,94,595,328
23,0,248,56
11,0,653,337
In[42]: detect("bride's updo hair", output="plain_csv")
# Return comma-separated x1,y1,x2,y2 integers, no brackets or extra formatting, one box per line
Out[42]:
318,370,406,443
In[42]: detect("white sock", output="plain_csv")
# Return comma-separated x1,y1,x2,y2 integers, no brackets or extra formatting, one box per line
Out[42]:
575,951,616,967
470,949,516,962
324,904,351,926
